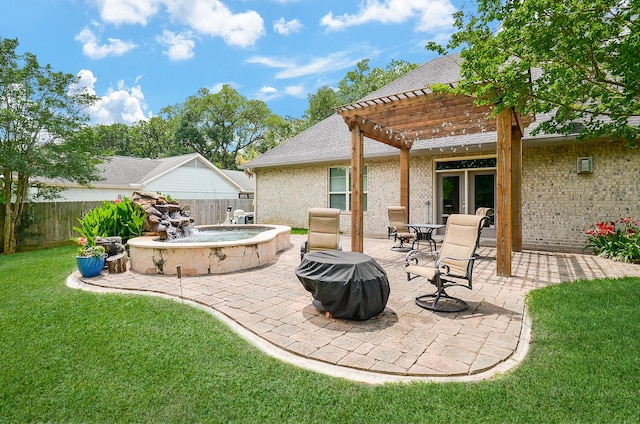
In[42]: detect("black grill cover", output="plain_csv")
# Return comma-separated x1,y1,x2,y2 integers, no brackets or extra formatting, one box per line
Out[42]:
295,251,390,320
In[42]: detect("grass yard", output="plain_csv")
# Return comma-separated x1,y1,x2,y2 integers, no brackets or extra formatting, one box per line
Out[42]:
1,247,639,423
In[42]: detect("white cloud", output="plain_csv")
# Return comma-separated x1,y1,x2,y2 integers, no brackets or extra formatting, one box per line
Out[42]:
273,17,303,35
247,50,365,79
284,85,305,97
76,69,150,125
260,86,277,94
96,0,161,25
75,25,137,59
164,0,265,48
209,82,238,93
255,86,279,101
97,0,265,48
245,56,295,69
71,69,99,96
157,30,196,60
321,0,456,32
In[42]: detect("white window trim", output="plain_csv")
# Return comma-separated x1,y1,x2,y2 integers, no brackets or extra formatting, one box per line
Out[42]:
328,166,367,211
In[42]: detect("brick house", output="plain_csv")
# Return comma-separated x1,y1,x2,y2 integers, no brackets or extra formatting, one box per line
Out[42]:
242,55,640,252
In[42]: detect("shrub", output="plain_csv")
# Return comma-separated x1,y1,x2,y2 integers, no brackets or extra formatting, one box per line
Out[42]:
585,217,640,263
73,198,146,245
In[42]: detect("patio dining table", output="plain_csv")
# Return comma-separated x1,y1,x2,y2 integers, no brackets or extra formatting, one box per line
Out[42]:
406,223,445,254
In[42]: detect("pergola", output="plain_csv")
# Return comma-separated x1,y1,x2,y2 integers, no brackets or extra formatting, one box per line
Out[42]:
336,89,526,276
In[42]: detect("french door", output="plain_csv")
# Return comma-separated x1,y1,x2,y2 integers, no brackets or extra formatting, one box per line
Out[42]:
436,169,496,236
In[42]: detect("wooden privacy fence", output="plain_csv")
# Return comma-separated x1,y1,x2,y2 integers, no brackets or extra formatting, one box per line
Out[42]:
0,198,255,252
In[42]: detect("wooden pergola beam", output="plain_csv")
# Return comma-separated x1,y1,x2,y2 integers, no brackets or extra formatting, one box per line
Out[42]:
340,96,495,139
342,115,412,150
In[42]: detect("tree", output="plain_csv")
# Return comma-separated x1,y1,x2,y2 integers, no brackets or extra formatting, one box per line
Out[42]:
428,0,640,145
0,38,101,253
92,123,132,155
304,85,341,127
167,85,280,170
302,59,419,128
92,117,177,159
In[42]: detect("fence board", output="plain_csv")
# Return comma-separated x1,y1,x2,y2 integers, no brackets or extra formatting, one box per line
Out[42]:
0,198,255,252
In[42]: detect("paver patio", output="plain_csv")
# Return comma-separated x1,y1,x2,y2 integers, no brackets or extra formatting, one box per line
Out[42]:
69,234,640,384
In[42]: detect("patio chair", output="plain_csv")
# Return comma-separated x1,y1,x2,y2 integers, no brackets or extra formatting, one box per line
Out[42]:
387,206,415,251
405,214,489,312
300,208,341,260
475,207,494,227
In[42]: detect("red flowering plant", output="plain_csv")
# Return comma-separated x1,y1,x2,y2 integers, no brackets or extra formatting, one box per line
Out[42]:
585,217,640,263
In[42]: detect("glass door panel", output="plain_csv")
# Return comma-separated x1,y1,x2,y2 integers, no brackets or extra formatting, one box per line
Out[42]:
437,172,464,227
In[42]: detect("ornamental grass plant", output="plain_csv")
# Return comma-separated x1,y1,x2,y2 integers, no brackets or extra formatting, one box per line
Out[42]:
1,247,639,422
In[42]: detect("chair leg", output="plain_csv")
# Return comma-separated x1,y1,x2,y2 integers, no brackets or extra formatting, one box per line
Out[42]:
415,290,468,312
391,237,412,252
415,275,468,312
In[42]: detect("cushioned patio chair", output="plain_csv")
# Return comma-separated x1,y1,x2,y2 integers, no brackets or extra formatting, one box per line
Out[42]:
405,214,489,312
387,206,415,251
300,208,341,260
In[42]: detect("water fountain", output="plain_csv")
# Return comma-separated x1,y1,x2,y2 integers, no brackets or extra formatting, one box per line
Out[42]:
127,192,291,275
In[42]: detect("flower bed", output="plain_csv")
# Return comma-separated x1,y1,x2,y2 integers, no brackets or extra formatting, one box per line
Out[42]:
585,217,640,263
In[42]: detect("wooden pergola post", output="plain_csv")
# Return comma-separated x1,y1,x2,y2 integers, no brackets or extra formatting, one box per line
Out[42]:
350,120,364,253
496,108,523,276
511,119,523,252
400,146,410,222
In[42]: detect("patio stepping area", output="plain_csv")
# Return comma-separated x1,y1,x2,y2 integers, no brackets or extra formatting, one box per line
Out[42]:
69,234,640,384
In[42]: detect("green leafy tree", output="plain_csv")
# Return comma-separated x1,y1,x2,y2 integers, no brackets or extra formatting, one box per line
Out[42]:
93,117,176,159
0,38,102,253
302,59,419,128
92,123,132,155
167,85,280,169
304,85,341,127
428,0,640,145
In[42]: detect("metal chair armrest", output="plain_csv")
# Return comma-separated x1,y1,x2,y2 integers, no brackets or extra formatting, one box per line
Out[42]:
434,255,477,276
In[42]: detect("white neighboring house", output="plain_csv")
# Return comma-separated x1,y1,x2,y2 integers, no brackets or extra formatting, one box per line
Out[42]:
35,153,254,202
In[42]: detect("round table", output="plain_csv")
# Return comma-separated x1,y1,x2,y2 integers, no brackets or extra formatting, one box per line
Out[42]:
295,250,390,320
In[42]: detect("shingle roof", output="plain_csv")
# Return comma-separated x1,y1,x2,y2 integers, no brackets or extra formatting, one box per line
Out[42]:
362,54,463,100
220,169,255,192
242,54,477,169
98,153,204,186
42,153,248,192
241,54,570,170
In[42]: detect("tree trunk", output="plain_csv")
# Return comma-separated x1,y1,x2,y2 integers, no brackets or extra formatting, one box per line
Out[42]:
2,170,15,254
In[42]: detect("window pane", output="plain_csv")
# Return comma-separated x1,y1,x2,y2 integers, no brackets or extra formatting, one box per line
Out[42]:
330,194,346,210
330,167,347,192
436,158,496,170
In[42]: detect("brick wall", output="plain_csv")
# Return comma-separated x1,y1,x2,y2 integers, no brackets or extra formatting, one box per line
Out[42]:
522,139,640,251
254,139,640,251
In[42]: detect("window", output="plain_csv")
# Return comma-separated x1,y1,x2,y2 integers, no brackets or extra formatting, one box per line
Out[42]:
435,158,496,170
329,166,367,211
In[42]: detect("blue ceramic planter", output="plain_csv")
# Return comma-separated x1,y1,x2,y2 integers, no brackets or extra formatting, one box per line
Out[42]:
77,255,105,278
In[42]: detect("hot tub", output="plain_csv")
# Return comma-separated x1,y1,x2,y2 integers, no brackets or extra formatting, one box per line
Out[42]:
127,224,291,275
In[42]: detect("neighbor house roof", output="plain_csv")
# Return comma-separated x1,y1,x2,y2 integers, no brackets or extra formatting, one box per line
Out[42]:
42,153,249,192
241,54,568,170
220,169,255,193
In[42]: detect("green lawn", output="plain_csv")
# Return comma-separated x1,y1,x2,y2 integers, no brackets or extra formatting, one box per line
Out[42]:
1,247,639,423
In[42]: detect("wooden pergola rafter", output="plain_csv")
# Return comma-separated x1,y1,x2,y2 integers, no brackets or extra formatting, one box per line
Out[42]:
337,88,524,276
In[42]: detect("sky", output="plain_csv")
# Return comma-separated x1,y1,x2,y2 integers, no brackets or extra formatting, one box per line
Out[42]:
0,0,466,125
